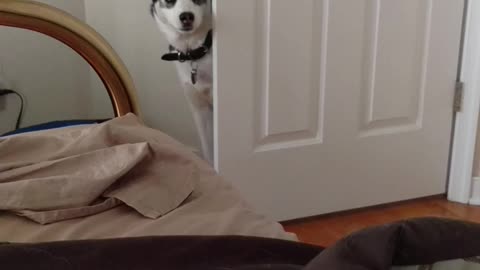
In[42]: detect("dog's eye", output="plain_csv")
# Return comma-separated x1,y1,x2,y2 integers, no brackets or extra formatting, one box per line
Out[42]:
165,0,176,5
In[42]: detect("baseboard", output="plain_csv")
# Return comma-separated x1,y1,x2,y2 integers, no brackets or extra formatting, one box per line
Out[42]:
281,194,446,225
469,177,480,205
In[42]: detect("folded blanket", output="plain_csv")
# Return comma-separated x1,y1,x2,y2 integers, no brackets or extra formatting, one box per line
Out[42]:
0,114,197,224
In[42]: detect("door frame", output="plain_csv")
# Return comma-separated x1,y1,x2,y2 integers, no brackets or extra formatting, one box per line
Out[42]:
448,0,480,205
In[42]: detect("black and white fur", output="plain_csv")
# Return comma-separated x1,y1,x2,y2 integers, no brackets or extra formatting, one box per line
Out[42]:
151,0,213,164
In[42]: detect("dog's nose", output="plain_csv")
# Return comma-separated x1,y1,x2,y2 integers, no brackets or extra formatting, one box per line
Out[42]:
179,12,195,25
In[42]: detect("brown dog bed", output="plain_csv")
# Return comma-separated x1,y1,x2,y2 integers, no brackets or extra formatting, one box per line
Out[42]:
1,218,480,270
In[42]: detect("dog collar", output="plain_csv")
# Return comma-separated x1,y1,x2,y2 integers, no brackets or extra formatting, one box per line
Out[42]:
162,30,212,62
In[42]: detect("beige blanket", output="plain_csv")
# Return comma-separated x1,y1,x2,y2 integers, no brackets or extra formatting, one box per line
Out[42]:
0,114,196,224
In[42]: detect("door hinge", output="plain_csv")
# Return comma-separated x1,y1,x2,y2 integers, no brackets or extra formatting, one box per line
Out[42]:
454,81,464,112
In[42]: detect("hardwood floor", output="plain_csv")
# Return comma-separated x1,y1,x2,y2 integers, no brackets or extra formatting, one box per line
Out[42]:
282,196,480,247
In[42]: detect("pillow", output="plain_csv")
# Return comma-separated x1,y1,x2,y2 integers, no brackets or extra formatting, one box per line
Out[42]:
1,119,110,137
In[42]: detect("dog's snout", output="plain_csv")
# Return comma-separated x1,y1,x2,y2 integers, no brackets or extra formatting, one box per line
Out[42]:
180,12,195,25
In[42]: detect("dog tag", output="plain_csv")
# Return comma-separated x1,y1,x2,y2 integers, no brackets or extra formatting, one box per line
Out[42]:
191,68,198,85
190,61,199,85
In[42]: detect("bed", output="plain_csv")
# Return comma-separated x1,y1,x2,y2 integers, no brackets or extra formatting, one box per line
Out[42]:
0,0,294,243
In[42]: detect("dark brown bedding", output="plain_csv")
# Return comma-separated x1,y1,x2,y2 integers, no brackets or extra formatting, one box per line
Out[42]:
0,236,320,270
1,218,480,270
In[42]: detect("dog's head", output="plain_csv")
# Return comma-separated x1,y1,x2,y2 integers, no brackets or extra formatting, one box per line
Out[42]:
151,0,211,34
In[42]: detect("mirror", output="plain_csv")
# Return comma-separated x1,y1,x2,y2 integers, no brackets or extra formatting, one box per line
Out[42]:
0,26,114,135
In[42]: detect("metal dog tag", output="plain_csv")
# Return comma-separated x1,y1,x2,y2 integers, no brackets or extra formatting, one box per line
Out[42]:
191,61,198,85
191,68,198,85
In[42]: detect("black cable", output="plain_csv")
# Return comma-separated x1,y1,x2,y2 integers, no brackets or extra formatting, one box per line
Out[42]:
0,89,24,130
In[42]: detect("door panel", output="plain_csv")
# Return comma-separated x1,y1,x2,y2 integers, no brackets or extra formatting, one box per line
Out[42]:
253,0,328,151
361,0,430,136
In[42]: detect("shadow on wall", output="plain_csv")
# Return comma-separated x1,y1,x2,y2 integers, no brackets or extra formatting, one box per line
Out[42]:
84,0,200,150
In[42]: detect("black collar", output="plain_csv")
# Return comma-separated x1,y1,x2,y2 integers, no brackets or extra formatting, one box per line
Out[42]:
161,30,212,62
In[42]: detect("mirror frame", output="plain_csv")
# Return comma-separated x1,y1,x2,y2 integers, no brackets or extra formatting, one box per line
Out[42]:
0,0,140,117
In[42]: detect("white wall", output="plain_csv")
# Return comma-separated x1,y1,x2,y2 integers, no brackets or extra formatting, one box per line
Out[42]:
0,0,112,134
84,0,200,149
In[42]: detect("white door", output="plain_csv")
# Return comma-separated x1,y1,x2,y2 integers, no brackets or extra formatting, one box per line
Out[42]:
213,0,464,221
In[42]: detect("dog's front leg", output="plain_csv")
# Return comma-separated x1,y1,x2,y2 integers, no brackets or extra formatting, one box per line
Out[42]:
183,84,213,165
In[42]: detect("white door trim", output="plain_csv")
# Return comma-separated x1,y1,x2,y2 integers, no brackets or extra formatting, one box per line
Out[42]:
448,0,480,204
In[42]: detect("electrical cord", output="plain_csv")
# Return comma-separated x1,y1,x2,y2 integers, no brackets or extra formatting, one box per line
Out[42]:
0,89,24,130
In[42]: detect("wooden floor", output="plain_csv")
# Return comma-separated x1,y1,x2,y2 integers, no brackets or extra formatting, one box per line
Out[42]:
282,196,480,247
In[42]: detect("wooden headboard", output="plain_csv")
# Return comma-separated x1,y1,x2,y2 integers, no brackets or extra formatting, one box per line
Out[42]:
0,0,140,117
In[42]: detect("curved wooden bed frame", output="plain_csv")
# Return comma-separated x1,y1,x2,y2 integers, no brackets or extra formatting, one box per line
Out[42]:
0,0,140,116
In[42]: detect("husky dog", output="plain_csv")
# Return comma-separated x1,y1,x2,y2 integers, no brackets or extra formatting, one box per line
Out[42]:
151,0,213,164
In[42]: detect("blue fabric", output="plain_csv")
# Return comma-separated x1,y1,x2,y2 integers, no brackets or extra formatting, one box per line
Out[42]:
1,119,110,137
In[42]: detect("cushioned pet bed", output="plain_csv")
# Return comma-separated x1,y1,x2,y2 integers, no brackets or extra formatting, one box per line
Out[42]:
3,218,480,270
